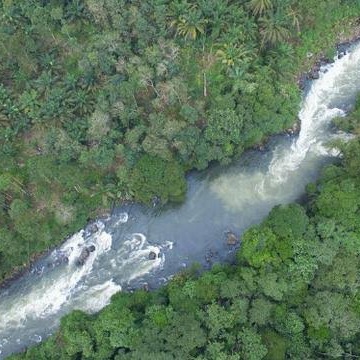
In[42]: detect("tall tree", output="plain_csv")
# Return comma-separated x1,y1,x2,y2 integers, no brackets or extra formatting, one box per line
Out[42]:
169,4,207,40
259,13,291,48
248,0,273,17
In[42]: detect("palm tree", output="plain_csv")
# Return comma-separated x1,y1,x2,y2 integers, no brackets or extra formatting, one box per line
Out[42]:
64,0,86,22
216,43,252,68
196,0,230,39
266,43,295,79
248,0,273,17
259,14,291,48
67,89,94,115
169,4,207,40
287,6,302,34
18,89,40,120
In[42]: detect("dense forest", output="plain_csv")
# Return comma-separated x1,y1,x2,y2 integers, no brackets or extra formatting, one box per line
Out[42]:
9,99,360,359
2,0,360,358
1,0,360,282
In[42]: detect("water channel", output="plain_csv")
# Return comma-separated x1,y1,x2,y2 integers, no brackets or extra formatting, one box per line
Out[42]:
1,42,360,358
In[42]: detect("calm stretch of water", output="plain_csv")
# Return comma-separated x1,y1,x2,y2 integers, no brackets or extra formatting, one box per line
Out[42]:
1,44,360,358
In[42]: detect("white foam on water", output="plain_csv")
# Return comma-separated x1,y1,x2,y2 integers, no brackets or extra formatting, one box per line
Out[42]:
71,233,171,312
112,233,166,282
2,44,360,359
163,240,174,250
74,280,122,313
0,221,113,331
211,43,360,211
29,334,42,343
114,212,129,226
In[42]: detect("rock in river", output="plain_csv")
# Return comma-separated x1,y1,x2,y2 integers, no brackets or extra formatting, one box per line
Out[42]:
88,223,99,234
226,232,238,246
76,245,96,266
148,251,157,260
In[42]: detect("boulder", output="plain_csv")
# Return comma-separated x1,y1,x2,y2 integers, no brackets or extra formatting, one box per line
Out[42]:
84,223,99,239
76,247,90,266
297,73,307,90
309,70,320,79
313,64,321,72
205,249,215,263
152,196,160,207
148,251,157,260
226,232,238,246
286,122,300,136
292,122,299,134
89,223,99,234
88,245,96,252
337,43,349,55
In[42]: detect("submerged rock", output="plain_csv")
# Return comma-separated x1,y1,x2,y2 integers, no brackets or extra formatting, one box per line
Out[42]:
88,223,99,234
84,222,99,239
309,70,320,79
46,250,70,268
205,249,217,264
297,73,307,90
337,42,349,56
148,251,157,260
53,256,69,267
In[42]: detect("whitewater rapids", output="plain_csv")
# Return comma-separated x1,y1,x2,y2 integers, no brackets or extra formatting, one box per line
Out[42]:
1,42,360,358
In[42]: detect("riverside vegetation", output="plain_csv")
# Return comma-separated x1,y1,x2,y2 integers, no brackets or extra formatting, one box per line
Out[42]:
1,0,360,282
9,98,360,359
2,0,360,357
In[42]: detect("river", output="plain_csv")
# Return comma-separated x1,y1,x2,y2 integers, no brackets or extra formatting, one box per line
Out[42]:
1,43,360,358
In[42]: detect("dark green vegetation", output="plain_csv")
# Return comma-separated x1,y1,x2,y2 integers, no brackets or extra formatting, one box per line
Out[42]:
1,0,359,282
10,102,360,359
2,0,360,358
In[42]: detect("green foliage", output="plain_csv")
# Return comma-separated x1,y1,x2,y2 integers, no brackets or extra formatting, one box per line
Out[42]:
10,130,360,359
4,1,360,358
0,0,358,281
240,226,286,268
262,331,287,360
265,204,309,239
129,154,186,204
60,310,95,358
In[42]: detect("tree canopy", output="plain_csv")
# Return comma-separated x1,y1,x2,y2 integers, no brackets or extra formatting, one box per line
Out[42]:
2,1,360,357
10,121,360,359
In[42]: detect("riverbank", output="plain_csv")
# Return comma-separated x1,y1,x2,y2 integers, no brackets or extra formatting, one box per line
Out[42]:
9,92,360,359
1,1,360,291
1,35,360,293
0,212,111,290
298,35,360,89
2,4,360,357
